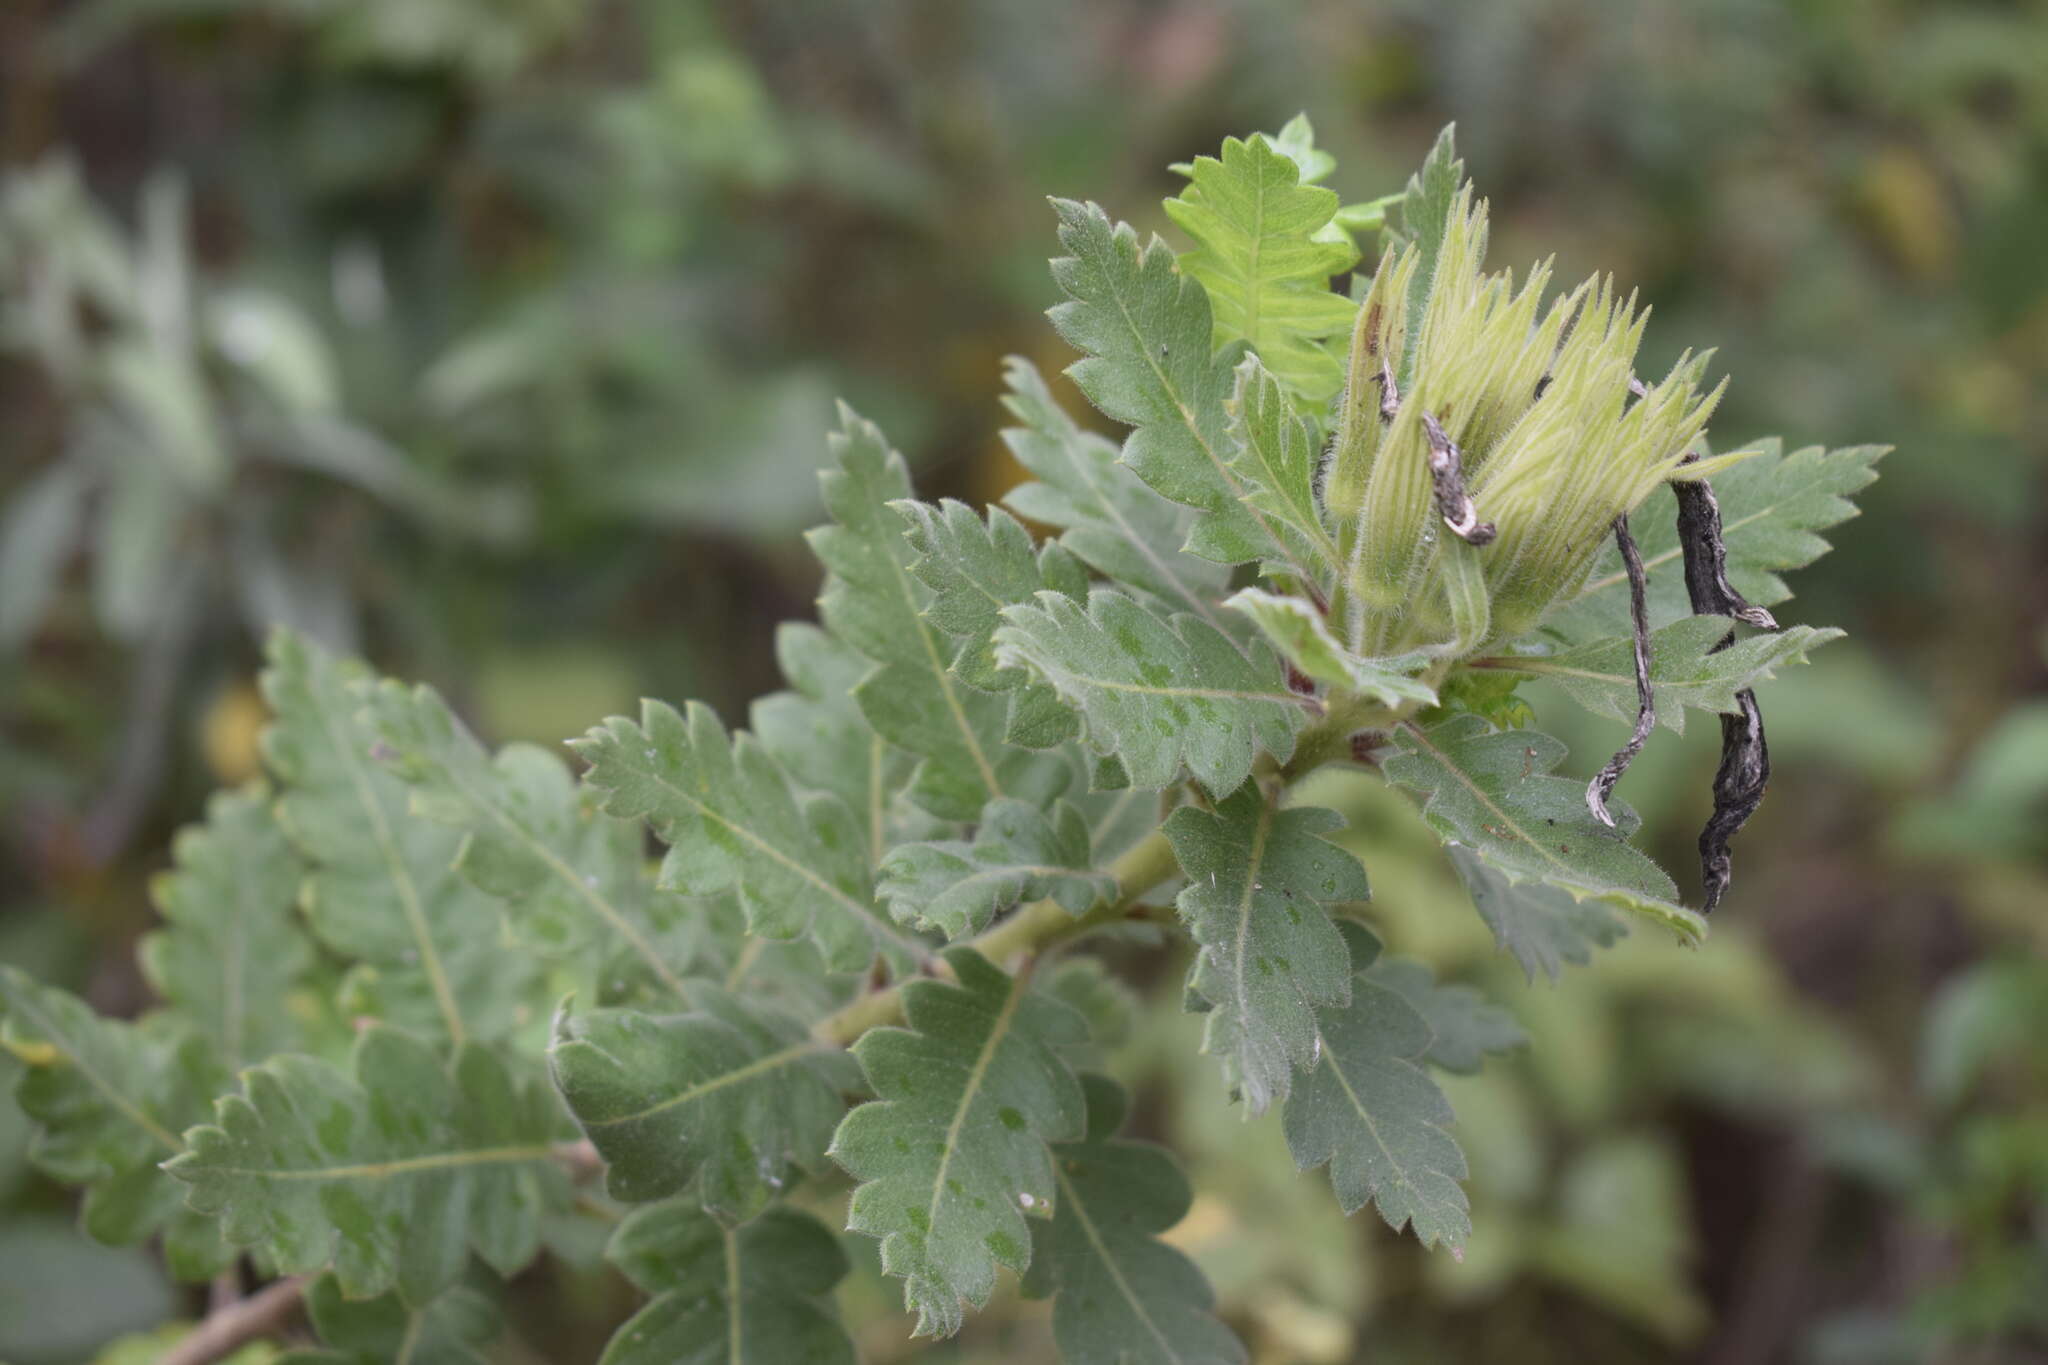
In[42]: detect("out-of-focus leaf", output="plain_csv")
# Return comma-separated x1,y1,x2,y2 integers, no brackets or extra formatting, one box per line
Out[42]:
1365,956,1526,1074
0,1213,177,1365
206,288,338,413
283,1272,500,1365
0,461,90,648
1448,847,1629,983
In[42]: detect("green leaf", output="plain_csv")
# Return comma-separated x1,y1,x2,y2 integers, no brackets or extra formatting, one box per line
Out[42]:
572,699,929,977
1545,440,1887,642
810,406,1066,819
750,622,916,869
547,988,857,1216
1486,617,1843,733
1163,784,1369,1115
602,1201,855,1365
1364,957,1525,1074
1022,1074,1247,1365
357,678,695,1001
894,497,1088,746
260,630,535,1049
832,947,1088,1338
1223,588,1437,706
1283,927,1470,1249
1448,847,1629,983
993,588,1310,796
878,798,1116,940
0,460,90,649
1163,134,1359,406
998,357,1233,631
1386,124,1463,389
165,1027,571,1304
288,1273,500,1365
1384,715,1708,943
0,968,228,1266
1223,354,1342,572
1047,198,1290,569
140,786,313,1069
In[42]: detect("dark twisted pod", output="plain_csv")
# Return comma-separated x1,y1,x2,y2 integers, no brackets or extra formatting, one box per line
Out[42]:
1585,514,1654,828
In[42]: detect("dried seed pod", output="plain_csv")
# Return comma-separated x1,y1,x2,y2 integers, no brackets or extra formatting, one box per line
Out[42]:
1419,411,1496,546
1673,475,1777,633
1586,515,1654,827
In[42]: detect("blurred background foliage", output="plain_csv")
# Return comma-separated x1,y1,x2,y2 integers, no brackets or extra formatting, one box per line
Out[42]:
2,0,2044,1361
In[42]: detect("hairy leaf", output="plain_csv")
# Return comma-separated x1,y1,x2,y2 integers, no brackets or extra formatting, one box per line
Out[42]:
1385,123,1464,389
0,968,229,1271
140,786,313,1069
832,948,1087,1338
1023,1075,1247,1365
1546,440,1886,642
1365,957,1525,1075
993,588,1309,796
1385,715,1707,942
1164,784,1368,1115
1486,617,1843,734
810,407,1065,819
573,698,928,977
548,988,857,1217
1448,847,1629,983
894,497,1087,746
1047,198,1289,569
1164,133,1359,406
285,1273,500,1365
1284,929,1470,1249
1223,588,1437,706
1224,354,1342,572
602,1201,855,1365
360,678,695,1002
878,798,1115,940
998,357,1233,630
260,630,534,1049
166,1027,570,1303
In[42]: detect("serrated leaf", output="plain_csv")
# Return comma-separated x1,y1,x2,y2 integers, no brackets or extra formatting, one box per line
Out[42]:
1223,354,1343,574
1384,715,1708,943
878,798,1115,940
1047,198,1291,569
572,699,928,977
993,588,1310,796
0,968,229,1268
260,630,535,1049
357,679,695,1002
1448,847,1629,983
165,1027,571,1304
894,497,1087,747
810,407,1066,819
140,786,313,1068
1163,784,1368,1115
750,622,917,868
998,357,1234,631
1283,929,1470,1249
1364,957,1525,1074
1164,134,1359,406
832,948,1087,1338
1022,1074,1247,1365
602,1201,855,1365
1545,440,1887,643
1387,124,1463,389
547,987,857,1217
1482,617,1841,734
289,1272,500,1365
1223,588,1438,706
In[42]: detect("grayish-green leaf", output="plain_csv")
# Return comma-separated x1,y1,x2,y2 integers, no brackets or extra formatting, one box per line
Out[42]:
1447,846,1630,982
1223,354,1341,572
1385,715,1707,943
993,588,1309,796
832,948,1087,1338
602,1201,855,1365
548,988,857,1217
572,698,928,977
0,460,90,648
288,1273,500,1365
1223,588,1437,706
1365,957,1525,1074
1164,784,1368,1115
165,1027,570,1304
1023,1074,1247,1365
878,798,1115,940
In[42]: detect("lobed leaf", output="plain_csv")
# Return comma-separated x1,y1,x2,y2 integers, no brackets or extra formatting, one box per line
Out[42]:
1164,783,1369,1115
878,798,1116,940
1364,956,1526,1075
1384,714,1708,942
832,948,1088,1338
1224,587,1438,707
1448,847,1629,983
1164,132,1359,407
1224,354,1342,574
1283,927,1470,1249
165,1027,571,1304
547,987,857,1218
572,698,928,977
282,1273,500,1365
602,1201,855,1365
993,588,1309,796
1022,1074,1247,1365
